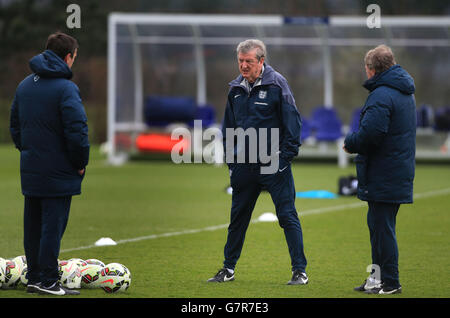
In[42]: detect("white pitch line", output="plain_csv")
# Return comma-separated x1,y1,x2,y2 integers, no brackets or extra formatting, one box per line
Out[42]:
411,187,450,199
298,201,365,216
60,187,450,253
61,224,230,253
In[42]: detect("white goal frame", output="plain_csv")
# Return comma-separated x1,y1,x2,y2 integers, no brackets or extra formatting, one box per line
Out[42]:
107,13,450,165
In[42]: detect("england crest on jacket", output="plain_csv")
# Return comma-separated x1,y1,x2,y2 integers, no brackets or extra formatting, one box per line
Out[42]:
258,90,267,99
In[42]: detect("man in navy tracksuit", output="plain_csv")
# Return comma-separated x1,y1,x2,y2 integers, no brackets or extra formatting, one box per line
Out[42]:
9,32,89,295
208,39,308,285
344,45,416,294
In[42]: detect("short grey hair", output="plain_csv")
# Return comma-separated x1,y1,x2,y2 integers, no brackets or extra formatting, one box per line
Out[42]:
236,39,266,61
364,44,396,74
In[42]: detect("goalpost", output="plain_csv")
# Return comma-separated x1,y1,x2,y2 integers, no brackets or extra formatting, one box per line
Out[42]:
107,13,450,165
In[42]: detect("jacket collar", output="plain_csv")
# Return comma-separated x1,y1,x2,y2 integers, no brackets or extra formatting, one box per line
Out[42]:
29,49,73,79
363,64,415,94
229,63,274,92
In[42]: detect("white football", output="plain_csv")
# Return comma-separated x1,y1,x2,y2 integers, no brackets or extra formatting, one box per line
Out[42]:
0,258,7,288
2,260,21,288
99,263,131,293
85,259,105,267
12,255,26,268
12,256,27,285
20,265,28,285
58,260,82,289
80,264,103,288
68,258,88,267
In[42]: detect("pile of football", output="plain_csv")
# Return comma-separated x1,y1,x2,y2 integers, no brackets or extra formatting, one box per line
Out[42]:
0,256,131,293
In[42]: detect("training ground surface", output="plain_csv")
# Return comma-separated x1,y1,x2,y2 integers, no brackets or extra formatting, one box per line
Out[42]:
0,145,449,299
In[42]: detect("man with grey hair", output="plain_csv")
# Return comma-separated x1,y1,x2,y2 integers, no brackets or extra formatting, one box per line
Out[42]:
207,39,308,285
344,44,416,294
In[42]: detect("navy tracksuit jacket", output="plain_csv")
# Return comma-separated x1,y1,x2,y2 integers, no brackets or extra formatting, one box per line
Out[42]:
221,64,307,272
10,50,89,286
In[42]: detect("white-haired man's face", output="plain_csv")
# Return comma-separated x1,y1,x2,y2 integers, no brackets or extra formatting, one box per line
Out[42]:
238,48,264,83
365,64,376,79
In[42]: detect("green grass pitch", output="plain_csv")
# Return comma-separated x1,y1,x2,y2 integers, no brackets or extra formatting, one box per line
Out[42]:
0,145,449,298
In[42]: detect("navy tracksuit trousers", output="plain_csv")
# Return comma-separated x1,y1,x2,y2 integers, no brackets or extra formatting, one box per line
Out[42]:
23,196,71,287
367,201,401,289
223,163,307,272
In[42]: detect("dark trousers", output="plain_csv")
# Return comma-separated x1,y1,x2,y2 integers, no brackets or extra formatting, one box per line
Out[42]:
367,201,401,288
24,196,71,287
224,164,307,272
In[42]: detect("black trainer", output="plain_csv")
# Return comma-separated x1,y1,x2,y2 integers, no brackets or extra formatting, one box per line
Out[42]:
365,285,402,295
207,268,235,283
26,282,41,294
287,270,308,285
37,282,80,295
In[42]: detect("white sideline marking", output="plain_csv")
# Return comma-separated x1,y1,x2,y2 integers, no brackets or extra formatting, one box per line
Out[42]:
60,187,450,253
412,187,450,199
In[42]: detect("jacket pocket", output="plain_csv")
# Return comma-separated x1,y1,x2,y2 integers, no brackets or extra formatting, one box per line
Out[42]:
354,154,368,186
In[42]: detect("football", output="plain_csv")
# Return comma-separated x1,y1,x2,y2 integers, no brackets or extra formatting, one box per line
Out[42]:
85,258,105,267
2,260,21,288
0,258,7,288
99,263,131,293
12,255,26,267
58,260,82,289
80,264,103,288
69,258,88,267
20,265,28,285
12,255,27,285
